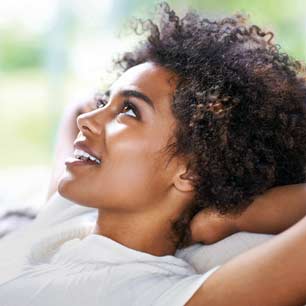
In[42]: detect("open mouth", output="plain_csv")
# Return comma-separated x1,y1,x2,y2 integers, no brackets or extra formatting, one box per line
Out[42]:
73,149,101,165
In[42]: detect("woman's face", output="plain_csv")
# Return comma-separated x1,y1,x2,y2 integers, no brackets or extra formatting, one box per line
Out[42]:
58,62,183,214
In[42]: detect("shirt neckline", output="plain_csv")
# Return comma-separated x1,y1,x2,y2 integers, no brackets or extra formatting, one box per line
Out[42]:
86,233,178,261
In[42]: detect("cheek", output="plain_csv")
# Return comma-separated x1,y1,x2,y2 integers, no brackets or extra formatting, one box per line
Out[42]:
93,148,168,209
104,153,159,191
105,131,160,183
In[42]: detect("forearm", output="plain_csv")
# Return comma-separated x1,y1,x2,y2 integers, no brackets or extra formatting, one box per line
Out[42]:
45,93,99,201
188,214,306,306
190,183,306,245
46,103,81,201
52,102,82,161
237,184,306,234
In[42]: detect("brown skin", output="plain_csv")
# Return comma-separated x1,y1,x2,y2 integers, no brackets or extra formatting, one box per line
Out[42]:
49,61,306,254
58,62,196,256
48,61,306,304
190,183,306,245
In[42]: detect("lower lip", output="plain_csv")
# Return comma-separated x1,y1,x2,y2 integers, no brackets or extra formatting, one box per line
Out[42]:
65,157,100,167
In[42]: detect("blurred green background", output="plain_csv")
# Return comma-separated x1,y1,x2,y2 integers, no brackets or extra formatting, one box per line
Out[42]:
1,0,306,170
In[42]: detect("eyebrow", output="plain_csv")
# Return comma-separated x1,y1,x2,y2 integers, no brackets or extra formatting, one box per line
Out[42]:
104,89,155,112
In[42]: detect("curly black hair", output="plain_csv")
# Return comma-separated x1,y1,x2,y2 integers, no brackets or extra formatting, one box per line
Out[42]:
115,2,306,248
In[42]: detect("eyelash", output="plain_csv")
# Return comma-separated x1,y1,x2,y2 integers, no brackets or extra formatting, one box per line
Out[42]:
95,97,139,119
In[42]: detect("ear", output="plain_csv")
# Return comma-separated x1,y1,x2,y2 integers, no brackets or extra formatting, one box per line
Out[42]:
173,164,196,193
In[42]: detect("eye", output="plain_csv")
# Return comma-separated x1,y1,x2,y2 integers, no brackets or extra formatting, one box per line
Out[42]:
120,100,139,119
95,96,139,119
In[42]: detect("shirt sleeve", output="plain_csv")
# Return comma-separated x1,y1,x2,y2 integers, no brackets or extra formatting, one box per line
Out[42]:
154,265,221,306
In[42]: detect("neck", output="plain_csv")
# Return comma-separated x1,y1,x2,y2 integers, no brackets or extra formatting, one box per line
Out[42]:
92,209,178,257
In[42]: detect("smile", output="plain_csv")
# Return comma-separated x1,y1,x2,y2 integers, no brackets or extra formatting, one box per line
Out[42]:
73,149,101,165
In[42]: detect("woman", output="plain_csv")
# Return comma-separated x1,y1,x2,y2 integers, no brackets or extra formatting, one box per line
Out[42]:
1,2,306,305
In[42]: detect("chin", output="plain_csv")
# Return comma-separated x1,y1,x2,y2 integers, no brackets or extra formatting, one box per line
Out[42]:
57,178,94,208
57,176,76,201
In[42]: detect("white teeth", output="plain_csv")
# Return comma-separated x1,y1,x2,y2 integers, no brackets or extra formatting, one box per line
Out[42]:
73,149,101,165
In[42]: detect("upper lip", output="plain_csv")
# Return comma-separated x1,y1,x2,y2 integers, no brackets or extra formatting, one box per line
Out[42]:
73,141,102,161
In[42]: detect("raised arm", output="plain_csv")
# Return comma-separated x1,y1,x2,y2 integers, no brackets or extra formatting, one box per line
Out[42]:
190,183,306,244
187,214,306,306
46,96,96,202
236,184,306,234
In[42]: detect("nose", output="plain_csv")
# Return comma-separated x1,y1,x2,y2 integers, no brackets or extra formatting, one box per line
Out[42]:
77,109,104,136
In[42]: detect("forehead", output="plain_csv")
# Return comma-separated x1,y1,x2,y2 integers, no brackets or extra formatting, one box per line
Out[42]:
110,62,177,111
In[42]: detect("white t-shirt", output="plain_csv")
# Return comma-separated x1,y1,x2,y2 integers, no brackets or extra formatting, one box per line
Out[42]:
0,192,220,306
